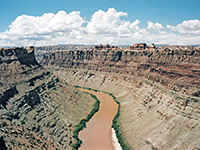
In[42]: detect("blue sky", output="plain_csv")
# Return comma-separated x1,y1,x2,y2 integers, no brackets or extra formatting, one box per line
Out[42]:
0,0,200,46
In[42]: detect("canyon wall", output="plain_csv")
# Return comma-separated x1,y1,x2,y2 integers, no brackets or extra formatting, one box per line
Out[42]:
42,48,200,150
0,47,94,149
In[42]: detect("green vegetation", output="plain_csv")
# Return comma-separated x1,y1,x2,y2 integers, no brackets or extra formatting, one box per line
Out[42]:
72,92,100,150
73,85,130,150
74,85,100,92
106,93,130,150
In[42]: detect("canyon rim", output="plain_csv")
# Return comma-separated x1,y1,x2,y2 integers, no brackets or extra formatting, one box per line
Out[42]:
1,1,200,149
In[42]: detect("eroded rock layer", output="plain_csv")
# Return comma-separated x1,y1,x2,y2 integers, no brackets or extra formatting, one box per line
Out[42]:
0,47,94,149
42,48,200,150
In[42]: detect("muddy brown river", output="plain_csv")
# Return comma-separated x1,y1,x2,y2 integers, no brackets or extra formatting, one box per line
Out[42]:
78,89,118,150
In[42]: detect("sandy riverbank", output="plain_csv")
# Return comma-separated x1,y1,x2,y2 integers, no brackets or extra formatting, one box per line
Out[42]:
112,128,122,150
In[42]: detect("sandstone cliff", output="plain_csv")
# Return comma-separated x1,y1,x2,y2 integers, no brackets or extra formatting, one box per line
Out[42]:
42,48,200,150
0,47,94,149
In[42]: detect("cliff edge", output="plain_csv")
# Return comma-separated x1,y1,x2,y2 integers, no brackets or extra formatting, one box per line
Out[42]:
42,47,200,150
0,47,94,149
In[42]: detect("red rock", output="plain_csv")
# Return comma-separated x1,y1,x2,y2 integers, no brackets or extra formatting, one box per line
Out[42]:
129,43,147,50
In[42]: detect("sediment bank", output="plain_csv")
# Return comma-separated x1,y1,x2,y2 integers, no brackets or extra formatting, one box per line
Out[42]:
72,86,129,150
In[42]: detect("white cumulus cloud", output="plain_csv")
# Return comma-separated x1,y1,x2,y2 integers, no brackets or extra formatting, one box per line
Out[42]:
0,8,200,46
167,19,200,34
147,21,164,31
86,8,147,38
0,10,85,46
86,8,127,34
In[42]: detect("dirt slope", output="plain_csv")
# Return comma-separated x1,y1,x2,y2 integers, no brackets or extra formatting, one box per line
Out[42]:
42,48,200,150
0,47,94,149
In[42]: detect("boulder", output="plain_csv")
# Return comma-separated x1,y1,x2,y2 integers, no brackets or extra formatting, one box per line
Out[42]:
149,43,156,50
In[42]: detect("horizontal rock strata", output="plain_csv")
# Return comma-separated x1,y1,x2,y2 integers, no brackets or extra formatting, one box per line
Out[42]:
0,47,94,149
42,48,200,150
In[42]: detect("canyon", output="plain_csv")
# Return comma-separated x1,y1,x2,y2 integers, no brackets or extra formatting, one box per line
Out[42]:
0,44,199,150
42,46,200,150
0,46,95,149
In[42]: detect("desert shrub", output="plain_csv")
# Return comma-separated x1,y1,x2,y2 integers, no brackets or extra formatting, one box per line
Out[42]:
72,92,100,150
108,93,130,150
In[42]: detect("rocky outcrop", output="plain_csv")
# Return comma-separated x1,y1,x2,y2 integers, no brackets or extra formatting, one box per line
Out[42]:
0,87,18,109
149,43,156,50
42,48,200,96
129,43,157,50
129,43,148,50
0,136,7,150
0,47,94,149
94,44,118,50
42,47,200,150
0,46,38,66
